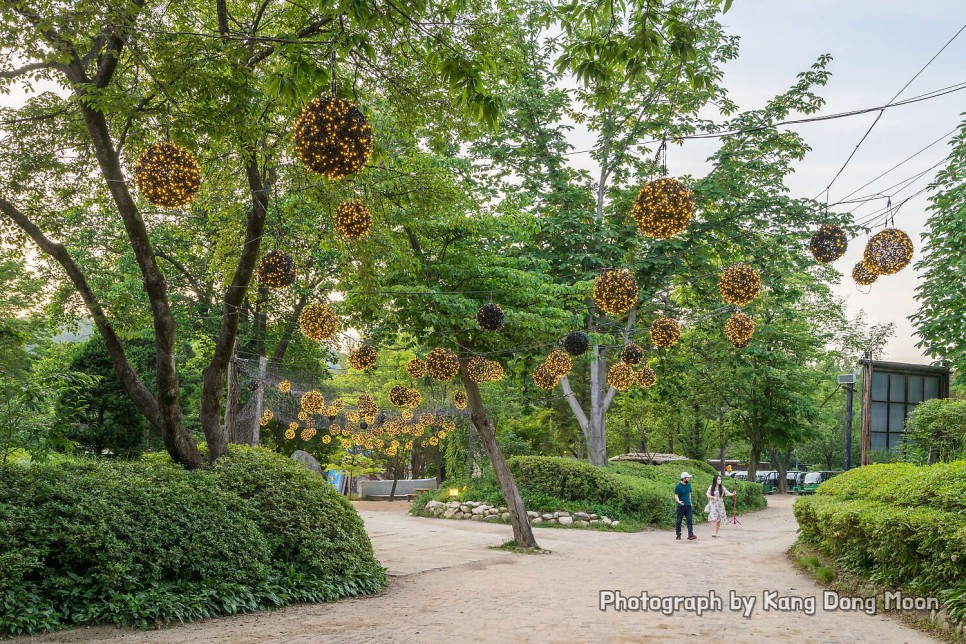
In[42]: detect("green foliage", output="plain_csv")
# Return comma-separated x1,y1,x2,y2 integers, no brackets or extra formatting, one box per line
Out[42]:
795,462,966,597
0,447,384,636
902,397,966,463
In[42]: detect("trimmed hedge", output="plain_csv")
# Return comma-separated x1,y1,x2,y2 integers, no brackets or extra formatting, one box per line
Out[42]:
795,461,966,595
0,447,385,636
416,456,765,528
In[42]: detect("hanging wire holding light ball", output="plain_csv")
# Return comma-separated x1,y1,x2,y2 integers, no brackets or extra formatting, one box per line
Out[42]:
636,366,657,389
298,303,340,341
649,317,681,348
809,224,848,263
563,330,589,356
593,269,638,316
719,263,762,307
426,347,459,380
607,362,635,392
620,342,644,365
255,250,296,289
347,345,378,371
476,302,505,331
863,228,914,275
852,261,878,286
630,177,694,239
332,200,373,240
293,96,373,179
133,141,202,208
725,312,755,349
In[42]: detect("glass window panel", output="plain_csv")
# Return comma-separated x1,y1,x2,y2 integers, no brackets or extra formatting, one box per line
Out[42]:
871,432,888,451
889,403,906,435
907,376,923,403
871,372,889,401
924,376,940,400
871,402,888,432
889,374,906,402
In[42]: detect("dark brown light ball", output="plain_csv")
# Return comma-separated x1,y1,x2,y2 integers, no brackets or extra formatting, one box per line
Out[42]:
293,96,372,179
333,200,373,240
256,250,297,289
466,355,491,383
405,359,426,379
357,394,378,416
133,142,201,208
389,385,411,408
454,391,468,410
426,347,459,381
477,302,505,331
725,312,755,349
593,269,638,316
607,362,635,392
532,362,559,390
630,177,694,239
719,263,762,307
809,225,848,263
620,342,644,365
636,366,657,389
563,330,589,356
852,261,878,286
298,303,340,341
347,345,378,371
649,317,681,348
545,349,573,377
863,228,914,275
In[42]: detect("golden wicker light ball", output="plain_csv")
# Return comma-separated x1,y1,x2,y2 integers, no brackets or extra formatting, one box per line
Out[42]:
476,302,506,331
426,347,459,380
593,269,638,316
278,379,291,393
532,362,559,390
300,390,326,414
357,394,378,416
863,228,914,275
255,250,297,289
852,261,878,286
454,391,468,410
607,362,635,392
809,225,848,263
133,142,201,208
293,96,372,179
636,366,657,389
298,303,340,341
322,434,332,444
649,317,681,348
725,312,755,349
284,427,296,440
545,349,573,377
332,200,373,240
347,345,378,371
630,177,694,239
407,358,427,378
719,264,761,307
620,342,644,365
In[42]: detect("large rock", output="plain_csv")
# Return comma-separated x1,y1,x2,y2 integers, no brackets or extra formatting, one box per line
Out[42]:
471,505,488,515
290,450,323,474
574,512,591,521
558,516,574,526
443,508,459,519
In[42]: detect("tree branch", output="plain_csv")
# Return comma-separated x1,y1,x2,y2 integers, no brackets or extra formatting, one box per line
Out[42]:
559,375,591,440
246,17,334,69
155,248,212,306
0,61,52,79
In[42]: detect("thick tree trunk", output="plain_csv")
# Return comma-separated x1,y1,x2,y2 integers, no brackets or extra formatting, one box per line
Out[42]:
748,441,761,482
459,357,538,549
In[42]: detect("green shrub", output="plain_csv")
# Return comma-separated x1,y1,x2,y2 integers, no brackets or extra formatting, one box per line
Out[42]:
0,447,385,636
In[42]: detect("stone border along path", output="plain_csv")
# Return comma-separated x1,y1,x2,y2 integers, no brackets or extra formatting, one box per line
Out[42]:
18,495,935,643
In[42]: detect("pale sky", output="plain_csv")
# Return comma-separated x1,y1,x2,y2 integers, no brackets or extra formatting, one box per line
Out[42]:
566,1,966,365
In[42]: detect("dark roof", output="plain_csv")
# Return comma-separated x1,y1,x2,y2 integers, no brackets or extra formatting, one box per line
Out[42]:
858,359,950,376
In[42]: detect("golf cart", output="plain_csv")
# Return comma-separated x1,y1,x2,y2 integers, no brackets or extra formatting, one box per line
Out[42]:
793,470,841,495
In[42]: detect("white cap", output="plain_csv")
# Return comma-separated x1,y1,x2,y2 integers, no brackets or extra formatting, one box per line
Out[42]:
681,471,692,480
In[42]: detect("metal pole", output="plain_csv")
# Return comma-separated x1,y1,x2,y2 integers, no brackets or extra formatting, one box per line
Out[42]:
844,383,854,470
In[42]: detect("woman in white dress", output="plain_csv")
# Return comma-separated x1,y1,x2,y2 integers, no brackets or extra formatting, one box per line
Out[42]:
706,474,736,538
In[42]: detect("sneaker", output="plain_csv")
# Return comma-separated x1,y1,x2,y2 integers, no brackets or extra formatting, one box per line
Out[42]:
687,535,698,540
676,535,681,540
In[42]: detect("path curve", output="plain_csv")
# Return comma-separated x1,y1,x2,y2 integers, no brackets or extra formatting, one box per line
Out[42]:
19,495,934,643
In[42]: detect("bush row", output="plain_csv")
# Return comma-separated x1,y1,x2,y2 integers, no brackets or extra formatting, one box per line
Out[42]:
0,447,386,636
815,461,966,513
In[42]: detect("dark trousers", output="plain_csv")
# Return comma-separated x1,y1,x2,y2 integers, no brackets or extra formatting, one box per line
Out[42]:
675,504,694,537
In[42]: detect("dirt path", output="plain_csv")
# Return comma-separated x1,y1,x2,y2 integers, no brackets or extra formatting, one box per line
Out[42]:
20,495,934,643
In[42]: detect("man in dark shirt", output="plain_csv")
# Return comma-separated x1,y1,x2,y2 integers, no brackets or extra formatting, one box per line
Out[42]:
674,472,697,541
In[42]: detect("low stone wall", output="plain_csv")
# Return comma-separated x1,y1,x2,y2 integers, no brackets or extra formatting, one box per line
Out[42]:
421,500,620,528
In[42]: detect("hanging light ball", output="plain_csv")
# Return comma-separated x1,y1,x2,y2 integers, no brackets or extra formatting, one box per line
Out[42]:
292,96,372,179
246,380,260,392
620,342,644,365
809,225,848,263
852,261,878,286
347,345,378,371
719,264,762,307
332,200,373,240
300,390,326,414
404,388,422,409
298,303,340,341
636,366,657,389
466,355,490,383
255,250,296,288
389,385,409,408
725,312,755,349
284,427,296,440
545,349,573,377
300,428,317,441
406,358,427,378
863,228,914,275
357,394,378,416
426,347,459,381
454,391,468,410
532,362,559,390
593,269,638,316
630,177,694,239
649,317,681,348
278,380,291,393
485,359,505,382
607,362,636,392
476,303,505,331
402,409,414,421
563,330,590,356
133,142,202,208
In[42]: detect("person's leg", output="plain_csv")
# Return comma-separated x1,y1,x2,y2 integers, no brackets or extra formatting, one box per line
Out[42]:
713,520,720,536
675,504,684,537
686,506,694,537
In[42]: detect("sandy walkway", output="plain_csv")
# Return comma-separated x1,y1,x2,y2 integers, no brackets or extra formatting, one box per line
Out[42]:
19,495,934,643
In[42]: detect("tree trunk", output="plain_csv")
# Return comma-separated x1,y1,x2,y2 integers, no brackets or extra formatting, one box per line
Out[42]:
748,441,761,482
250,355,268,446
459,356,539,549
225,339,240,443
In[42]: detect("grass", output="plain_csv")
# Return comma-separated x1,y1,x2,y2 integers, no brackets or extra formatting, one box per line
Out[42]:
491,540,552,555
